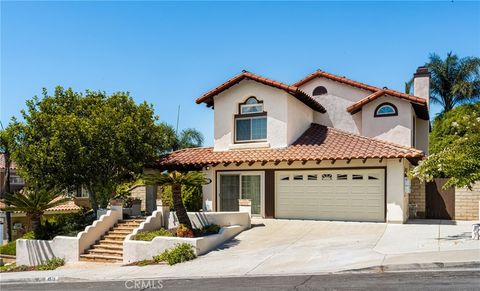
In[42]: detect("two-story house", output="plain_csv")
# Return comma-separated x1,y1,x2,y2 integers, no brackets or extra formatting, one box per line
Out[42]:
157,67,431,223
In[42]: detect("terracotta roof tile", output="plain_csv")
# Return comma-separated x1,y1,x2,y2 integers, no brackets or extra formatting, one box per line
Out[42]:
195,71,326,113
157,124,423,168
0,197,81,212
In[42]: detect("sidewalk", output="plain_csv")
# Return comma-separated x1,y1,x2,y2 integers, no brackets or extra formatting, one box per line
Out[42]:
1,219,479,284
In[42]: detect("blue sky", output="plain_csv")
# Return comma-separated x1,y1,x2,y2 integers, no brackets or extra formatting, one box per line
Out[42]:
1,1,479,146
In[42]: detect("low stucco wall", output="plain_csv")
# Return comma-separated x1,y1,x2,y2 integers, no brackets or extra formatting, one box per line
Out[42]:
123,225,242,263
16,236,78,266
186,212,251,230
16,206,122,266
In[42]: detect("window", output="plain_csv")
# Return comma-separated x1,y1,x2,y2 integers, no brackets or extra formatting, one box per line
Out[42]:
374,102,398,117
368,175,379,180
235,97,267,142
312,86,328,96
293,175,303,180
321,174,332,181
307,174,318,181
9,175,24,185
280,175,290,181
337,174,348,180
236,117,267,141
240,97,263,114
352,174,363,180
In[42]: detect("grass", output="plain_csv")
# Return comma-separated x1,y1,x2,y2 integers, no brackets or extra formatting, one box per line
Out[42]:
0,241,16,256
132,228,174,241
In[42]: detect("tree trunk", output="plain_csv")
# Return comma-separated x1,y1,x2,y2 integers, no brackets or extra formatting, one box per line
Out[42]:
27,211,43,234
172,184,192,229
87,185,98,214
4,151,12,241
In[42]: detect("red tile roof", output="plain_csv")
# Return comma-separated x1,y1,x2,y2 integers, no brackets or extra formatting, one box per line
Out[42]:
156,123,423,168
294,70,429,119
195,71,326,113
0,197,81,213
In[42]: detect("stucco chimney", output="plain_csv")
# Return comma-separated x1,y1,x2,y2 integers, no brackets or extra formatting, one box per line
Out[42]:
413,66,431,106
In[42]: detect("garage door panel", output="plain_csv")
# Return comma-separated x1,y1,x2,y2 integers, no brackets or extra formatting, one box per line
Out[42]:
275,169,384,222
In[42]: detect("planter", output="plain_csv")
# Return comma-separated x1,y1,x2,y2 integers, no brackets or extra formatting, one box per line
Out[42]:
123,203,141,217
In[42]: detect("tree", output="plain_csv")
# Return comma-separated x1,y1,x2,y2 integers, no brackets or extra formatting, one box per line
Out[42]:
5,188,69,233
7,87,165,212
410,103,480,189
143,171,209,229
156,123,204,153
0,123,14,241
426,52,480,113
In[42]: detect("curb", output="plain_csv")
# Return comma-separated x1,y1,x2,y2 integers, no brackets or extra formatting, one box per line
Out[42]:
342,261,480,273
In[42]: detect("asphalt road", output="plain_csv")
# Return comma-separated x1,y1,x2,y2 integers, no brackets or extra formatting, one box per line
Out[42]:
1,271,479,291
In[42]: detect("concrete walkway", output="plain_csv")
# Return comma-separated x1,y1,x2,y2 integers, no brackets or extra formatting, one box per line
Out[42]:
1,219,479,283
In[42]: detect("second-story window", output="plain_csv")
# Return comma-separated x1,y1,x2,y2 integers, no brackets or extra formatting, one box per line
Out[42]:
374,102,398,117
235,97,267,142
10,175,24,185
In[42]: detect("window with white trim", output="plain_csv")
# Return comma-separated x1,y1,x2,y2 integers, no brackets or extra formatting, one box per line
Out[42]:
235,97,267,142
374,102,398,117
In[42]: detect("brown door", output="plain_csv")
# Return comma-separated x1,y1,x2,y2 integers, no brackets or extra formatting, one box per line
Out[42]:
426,178,455,219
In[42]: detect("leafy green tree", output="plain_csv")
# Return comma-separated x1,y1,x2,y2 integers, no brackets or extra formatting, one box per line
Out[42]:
0,124,15,241
410,103,480,189
5,188,68,233
7,87,164,211
157,123,204,152
143,171,209,230
426,52,480,113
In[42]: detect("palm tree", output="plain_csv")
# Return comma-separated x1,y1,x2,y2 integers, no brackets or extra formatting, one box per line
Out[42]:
143,171,209,230
5,188,69,232
426,52,480,113
156,123,204,153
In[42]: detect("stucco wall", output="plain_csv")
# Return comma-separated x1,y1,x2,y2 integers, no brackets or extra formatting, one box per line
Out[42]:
286,95,313,144
362,95,413,147
213,80,291,151
415,118,429,155
298,77,370,135
202,158,408,223
455,182,480,220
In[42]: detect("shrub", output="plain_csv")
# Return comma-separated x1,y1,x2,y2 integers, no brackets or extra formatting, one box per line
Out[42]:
35,209,96,240
202,224,221,235
37,257,65,271
176,224,194,238
161,184,203,212
132,229,174,241
0,241,16,256
153,243,196,265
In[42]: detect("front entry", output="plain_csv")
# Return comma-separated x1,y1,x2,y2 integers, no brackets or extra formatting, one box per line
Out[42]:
218,172,263,216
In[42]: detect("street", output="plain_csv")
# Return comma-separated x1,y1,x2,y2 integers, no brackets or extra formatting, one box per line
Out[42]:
1,270,479,291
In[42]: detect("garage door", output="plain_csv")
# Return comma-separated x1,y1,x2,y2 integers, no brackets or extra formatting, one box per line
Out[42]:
275,169,385,222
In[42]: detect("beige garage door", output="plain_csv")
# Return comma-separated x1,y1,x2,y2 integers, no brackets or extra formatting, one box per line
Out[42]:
275,169,385,222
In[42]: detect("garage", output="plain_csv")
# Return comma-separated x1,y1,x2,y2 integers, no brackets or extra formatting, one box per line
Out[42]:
275,169,385,222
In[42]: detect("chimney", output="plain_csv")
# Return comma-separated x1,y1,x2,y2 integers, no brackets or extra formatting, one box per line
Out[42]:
413,66,431,106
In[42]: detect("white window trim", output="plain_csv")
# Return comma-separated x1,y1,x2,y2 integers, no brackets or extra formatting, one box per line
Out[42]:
376,104,396,116
217,171,265,217
234,116,267,143
240,103,263,115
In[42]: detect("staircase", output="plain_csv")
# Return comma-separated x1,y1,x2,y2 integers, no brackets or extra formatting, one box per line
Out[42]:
79,219,144,263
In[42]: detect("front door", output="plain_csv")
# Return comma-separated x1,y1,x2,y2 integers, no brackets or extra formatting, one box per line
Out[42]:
219,173,263,216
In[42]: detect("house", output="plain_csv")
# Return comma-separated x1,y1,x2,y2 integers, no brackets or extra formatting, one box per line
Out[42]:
156,68,434,223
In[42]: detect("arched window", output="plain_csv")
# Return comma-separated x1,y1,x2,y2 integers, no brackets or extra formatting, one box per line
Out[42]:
235,97,267,142
312,86,327,96
239,97,263,114
374,102,398,117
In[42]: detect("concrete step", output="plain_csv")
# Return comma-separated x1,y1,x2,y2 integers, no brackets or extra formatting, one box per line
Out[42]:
98,239,123,245
93,243,123,250
114,226,138,231
87,248,123,255
79,254,122,263
103,234,127,240
110,229,132,235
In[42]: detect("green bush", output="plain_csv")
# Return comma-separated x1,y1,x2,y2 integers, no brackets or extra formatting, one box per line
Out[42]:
161,184,203,212
132,229,173,241
35,209,96,240
37,257,65,271
202,224,221,235
0,241,16,256
153,243,196,265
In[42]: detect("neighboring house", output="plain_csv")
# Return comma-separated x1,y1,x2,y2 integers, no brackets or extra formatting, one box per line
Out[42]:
157,68,432,224
0,154,25,196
